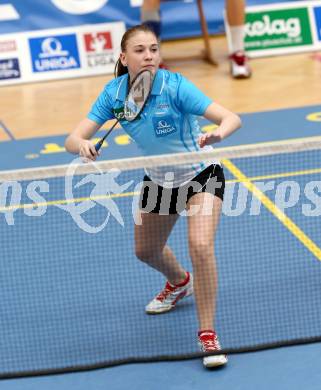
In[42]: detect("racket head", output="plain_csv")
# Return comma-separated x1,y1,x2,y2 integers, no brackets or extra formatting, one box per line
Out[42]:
124,69,154,122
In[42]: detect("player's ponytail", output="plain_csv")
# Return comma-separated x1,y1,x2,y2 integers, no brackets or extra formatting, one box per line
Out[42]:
114,58,128,78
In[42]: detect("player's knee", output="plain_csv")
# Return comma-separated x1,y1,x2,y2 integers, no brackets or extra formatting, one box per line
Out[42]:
135,245,158,262
189,239,213,260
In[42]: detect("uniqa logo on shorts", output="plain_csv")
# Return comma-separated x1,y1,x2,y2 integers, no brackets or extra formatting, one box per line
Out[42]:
245,15,301,38
51,0,108,15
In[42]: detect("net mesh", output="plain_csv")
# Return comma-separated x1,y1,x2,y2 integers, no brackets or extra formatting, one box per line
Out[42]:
1,137,321,378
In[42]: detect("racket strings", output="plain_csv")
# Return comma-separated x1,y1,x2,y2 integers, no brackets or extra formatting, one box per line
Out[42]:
124,70,154,122
95,70,154,151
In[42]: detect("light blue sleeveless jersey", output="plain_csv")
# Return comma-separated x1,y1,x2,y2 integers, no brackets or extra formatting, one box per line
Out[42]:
88,69,219,186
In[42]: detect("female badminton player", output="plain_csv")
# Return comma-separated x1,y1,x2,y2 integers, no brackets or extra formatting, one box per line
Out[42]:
65,24,241,368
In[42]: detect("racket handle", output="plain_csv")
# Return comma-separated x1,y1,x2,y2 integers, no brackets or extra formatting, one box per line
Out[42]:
95,139,104,152
94,120,118,153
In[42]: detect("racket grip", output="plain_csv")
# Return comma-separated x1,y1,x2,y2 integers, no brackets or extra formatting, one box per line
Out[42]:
95,139,104,152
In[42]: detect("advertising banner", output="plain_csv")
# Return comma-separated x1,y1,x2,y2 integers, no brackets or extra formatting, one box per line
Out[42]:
313,5,321,42
0,22,125,85
226,1,321,58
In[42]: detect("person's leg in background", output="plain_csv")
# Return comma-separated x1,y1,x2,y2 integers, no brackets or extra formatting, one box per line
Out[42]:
140,0,168,68
141,0,161,38
225,0,252,78
140,0,251,76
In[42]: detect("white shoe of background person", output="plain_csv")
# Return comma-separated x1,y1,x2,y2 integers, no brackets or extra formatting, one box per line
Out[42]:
229,51,252,79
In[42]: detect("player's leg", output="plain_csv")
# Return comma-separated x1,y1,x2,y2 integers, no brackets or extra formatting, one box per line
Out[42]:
225,0,252,78
135,212,193,314
135,211,184,283
187,192,221,331
187,192,227,367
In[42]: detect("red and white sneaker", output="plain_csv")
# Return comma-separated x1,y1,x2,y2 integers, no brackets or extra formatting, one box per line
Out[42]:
145,272,193,314
229,51,251,79
198,330,228,368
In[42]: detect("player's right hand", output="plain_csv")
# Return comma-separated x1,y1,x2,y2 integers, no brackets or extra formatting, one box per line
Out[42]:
79,140,99,162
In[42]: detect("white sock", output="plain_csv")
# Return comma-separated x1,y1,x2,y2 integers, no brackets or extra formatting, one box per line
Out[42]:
229,25,245,54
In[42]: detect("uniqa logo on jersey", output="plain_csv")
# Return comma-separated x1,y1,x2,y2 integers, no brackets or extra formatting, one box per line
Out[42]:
153,117,177,137
51,0,109,14
29,34,80,73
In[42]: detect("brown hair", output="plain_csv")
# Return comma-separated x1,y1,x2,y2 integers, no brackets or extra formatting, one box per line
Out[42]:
114,24,157,78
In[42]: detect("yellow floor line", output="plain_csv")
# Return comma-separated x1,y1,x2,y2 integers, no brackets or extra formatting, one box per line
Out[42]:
0,192,140,212
227,167,321,183
222,158,321,261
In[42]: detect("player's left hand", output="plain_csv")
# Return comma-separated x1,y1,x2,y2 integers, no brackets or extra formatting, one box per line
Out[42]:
198,132,222,148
